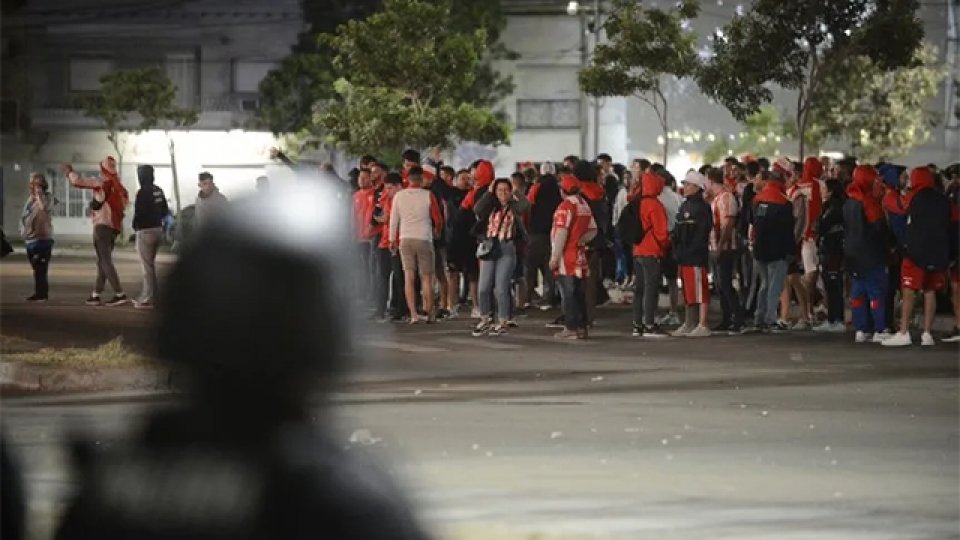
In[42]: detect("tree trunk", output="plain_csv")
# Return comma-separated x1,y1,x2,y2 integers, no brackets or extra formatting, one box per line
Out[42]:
167,134,183,214
661,96,669,166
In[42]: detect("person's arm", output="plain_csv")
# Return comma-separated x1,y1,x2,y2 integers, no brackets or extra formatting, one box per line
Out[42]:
429,193,444,239
550,206,571,267
389,194,401,246
473,191,495,220
64,167,102,189
793,196,807,244
269,147,297,169
512,191,531,214
719,195,737,250
580,216,598,245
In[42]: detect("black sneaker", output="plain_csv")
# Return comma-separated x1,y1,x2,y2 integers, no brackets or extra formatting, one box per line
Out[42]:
545,315,566,329
771,321,791,334
436,309,451,320
85,295,102,306
632,323,644,337
643,324,669,338
104,294,129,307
25,294,48,303
712,322,732,333
727,323,745,335
943,327,960,343
472,317,493,337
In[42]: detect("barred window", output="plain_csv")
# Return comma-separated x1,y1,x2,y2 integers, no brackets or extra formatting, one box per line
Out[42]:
516,99,580,129
43,167,95,218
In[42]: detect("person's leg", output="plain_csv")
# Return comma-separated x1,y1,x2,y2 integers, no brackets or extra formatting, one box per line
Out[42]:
494,242,517,323
25,243,40,296
755,261,768,326
390,253,407,317
865,266,888,332
136,228,162,304
717,251,738,326
766,261,788,325
375,248,391,317
824,270,844,324
640,257,661,326
779,276,792,322
850,276,870,333
557,276,577,331
898,288,915,334
952,274,960,329
794,276,810,322
92,227,109,294
101,229,123,295
923,290,937,335
632,257,645,325
886,260,901,329
574,277,587,331
446,270,461,311
477,258,496,318
399,241,419,319
585,251,601,325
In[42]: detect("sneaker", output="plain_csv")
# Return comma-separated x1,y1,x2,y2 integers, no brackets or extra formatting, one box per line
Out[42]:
25,294,48,303
881,332,912,347
632,323,644,337
921,332,936,347
471,307,482,319
791,320,812,331
942,328,960,343
539,304,553,312
827,321,847,333
711,322,732,333
472,317,493,337
643,324,669,338
489,323,507,336
545,316,566,329
576,328,589,340
504,320,519,328
671,323,694,337
85,294,102,306
554,328,579,340
602,278,615,290
445,309,460,320
755,323,770,333
436,309,451,320
133,301,154,311
872,331,893,343
812,321,834,333
658,313,682,327
104,294,129,307
727,324,745,335
855,331,871,343
687,325,712,338
771,321,791,334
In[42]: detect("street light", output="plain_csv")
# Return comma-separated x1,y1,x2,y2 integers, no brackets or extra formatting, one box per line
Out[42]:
567,1,579,16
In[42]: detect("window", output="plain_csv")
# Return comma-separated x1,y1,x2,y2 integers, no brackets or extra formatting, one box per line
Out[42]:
232,61,278,94
44,167,95,218
69,58,115,92
165,53,199,108
516,99,580,129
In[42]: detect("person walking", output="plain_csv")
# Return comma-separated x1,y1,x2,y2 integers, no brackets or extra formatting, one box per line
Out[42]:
551,176,598,339
472,178,530,336
751,163,795,332
20,172,55,302
131,165,170,310
671,171,713,337
389,167,443,324
64,157,129,306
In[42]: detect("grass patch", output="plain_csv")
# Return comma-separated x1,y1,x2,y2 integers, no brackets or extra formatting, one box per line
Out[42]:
0,335,43,354
5,337,153,369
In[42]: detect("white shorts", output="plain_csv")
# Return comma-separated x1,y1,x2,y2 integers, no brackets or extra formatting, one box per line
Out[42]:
801,238,818,274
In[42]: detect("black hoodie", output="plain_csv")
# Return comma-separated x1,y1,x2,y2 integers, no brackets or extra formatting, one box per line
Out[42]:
133,165,170,231
671,190,712,267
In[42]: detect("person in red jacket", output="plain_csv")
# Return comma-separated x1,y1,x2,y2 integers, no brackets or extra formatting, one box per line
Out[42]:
550,176,597,339
632,170,671,337
795,156,824,324
352,169,379,311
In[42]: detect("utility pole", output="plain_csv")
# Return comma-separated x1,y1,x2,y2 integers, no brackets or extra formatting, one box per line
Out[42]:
579,9,589,159
592,0,600,158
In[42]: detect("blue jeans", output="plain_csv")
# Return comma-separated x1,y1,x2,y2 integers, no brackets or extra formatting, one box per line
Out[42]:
755,259,788,325
26,239,54,297
478,240,517,321
850,266,888,332
557,275,587,331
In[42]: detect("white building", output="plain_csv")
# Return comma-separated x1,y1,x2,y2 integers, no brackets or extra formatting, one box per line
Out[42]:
1,0,300,242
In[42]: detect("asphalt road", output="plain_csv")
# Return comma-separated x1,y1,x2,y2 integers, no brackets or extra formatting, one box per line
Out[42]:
2,255,959,539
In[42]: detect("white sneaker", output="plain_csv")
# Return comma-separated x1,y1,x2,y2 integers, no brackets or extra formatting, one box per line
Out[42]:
921,332,936,347
828,321,846,333
671,323,694,337
446,309,460,320
791,320,811,331
658,313,681,326
881,332,913,347
471,307,482,319
687,325,712,338
812,321,833,333
872,331,893,343
855,331,871,343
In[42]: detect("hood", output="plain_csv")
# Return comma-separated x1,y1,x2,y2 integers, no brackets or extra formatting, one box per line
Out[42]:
909,167,936,193
802,156,823,184
560,175,580,195
137,164,155,187
573,160,597,183
579,181,605,201
878,164,900,189
641,171,664,198
851,165,878,192
475,160,495,188
100,156,119,182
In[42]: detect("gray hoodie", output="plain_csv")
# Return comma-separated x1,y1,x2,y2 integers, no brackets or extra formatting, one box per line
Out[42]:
20,192,54,242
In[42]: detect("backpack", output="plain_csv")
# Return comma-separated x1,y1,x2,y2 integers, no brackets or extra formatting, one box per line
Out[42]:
585,196,611,251
615,197,646,245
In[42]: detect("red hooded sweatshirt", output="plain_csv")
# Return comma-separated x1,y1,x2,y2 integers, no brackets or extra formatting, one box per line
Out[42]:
791,156,823,240
352,187,380,241
579,180,605,203
904,166,936,209
633,171,670,258
462,160,495,211
846,165,884,224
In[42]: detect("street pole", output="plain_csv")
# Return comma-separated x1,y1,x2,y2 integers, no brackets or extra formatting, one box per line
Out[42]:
579,10,589,159
592,0,600,159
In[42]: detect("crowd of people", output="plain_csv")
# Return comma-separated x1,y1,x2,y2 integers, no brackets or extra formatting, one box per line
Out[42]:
13,148,960,348
341,149,960,346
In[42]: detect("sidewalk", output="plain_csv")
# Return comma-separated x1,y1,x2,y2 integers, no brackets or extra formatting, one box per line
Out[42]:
51,247,177,264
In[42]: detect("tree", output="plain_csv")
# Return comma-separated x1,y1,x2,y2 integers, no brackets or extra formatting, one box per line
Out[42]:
807,44,945,162
257,0,514,137
80,68,198,213
702,105,790,164
578,0,700,165
697,0,925,159
309,0,509,156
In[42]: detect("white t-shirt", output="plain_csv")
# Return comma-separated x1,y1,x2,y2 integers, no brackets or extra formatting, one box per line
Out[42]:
389,188,437,242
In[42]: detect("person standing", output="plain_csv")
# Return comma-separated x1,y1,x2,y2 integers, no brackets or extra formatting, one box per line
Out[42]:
706,167,744,333
131,165,170,310
842,166,889,343
64,157,129,306
550,176,597,339
20,172,55,302
194,172,228,227
653,165,684,326
389,167,443,324
779,162,811,330
812,178,847,333
352,168,379,310
472,178,529,336
524,162,563,310
751,163,795,332
631,170,671,338
882,167,951,347
671,171,713,337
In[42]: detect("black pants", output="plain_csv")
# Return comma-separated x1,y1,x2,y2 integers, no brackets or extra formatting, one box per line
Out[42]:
885,256,901,328
716,251,743,326
26,240,54,298
525,234,555,306
390,253,409,317
824,269,844,323
374,247,392,317
633,256,661,325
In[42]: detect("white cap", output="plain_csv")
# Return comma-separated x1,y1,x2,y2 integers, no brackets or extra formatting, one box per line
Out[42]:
682,170,706,190
540,161,556,176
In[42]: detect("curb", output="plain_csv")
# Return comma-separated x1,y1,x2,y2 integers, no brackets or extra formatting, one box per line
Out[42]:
0,362,173,392
50,248,177,264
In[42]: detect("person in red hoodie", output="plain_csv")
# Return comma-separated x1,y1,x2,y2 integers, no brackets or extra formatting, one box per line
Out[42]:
631,170,671,337
352,168,380,311
794,156,824,323
375,173,407,321
455,159,495,318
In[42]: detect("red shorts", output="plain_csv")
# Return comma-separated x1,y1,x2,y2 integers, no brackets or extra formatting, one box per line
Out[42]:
680,265,710,306
901,258,947,292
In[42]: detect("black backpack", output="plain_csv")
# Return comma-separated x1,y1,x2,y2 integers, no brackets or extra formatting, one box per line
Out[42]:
585,196,612,250
616,198,646,245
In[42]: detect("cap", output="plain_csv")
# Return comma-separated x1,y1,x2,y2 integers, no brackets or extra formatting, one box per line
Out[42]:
560,175,581,194
682,170,706,190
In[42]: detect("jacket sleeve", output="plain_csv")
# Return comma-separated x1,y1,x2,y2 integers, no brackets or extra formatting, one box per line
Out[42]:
473,191,495,221
648,204,671,251
133,189,148,229
67,171,102,190
429,193,444,238
527,183,541,206
512,191,531,214
388,194,401,244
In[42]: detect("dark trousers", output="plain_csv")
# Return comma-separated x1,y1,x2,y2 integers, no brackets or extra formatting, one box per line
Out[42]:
633,256,661,325
885,256,901,329
824,269,845,324
739,249,754,306
524,234,555,306
557,275,586,331
585,251,603,325
93,225,122,294
716,250,743,326
26,239,54,297
374,246,392,317
390,253,409,317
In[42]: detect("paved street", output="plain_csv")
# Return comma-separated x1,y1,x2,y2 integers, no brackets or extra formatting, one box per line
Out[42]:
2,255,959,539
